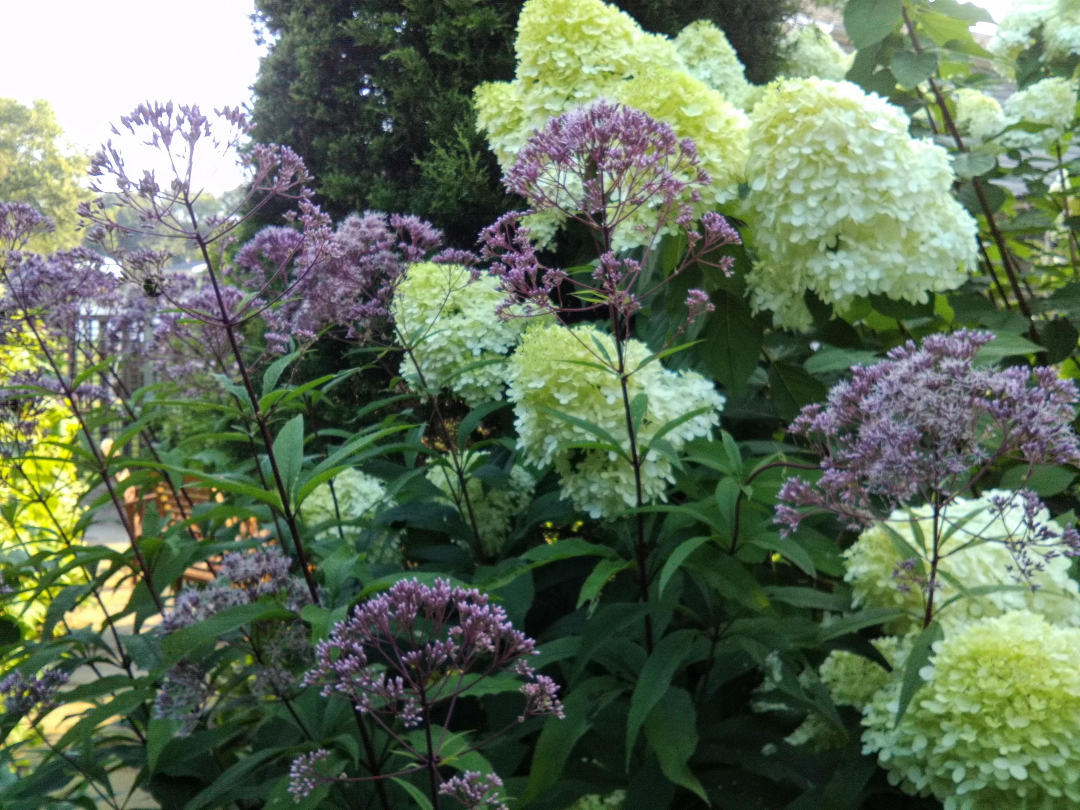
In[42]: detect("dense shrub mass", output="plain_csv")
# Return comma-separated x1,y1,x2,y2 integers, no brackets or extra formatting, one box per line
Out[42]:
7,2,1080,810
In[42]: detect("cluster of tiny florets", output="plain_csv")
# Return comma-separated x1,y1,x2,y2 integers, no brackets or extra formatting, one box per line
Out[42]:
392,263,527,405
953,89,1007,144
438,772,509,810
673,21,756,109
777,329,1080,532
862,611,1080,809
301,578,563,728
744,77,977,330
0,667,68,715
508,323,723,518
299,468,399,561
845,492,1080,633
426,456,536,558
778,24,853,82
1000,77,1078,150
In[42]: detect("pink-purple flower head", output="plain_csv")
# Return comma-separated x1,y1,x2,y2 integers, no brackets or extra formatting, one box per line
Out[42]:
439,772,508,810
0,203,53,252
303,578,563,729
504,100,706,241
777,329,1080,533
0,668,68,716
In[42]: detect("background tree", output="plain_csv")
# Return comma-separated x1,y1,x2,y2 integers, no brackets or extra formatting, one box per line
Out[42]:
249,0,796,247
0,99,89,251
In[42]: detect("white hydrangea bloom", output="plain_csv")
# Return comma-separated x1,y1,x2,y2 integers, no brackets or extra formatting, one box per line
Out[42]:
862,611,1080,809
778,24,853,82
1000,77,1078,149
953,88,1008,144
989,0,1054,61
744,78,977,330
392,263,527,405
508,323,723,519
844,491,1080,634
673,20,756,109
426,456,536,558
300,468,400,561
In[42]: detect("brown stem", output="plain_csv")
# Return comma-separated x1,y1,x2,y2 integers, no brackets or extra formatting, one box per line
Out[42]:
185,208,319,606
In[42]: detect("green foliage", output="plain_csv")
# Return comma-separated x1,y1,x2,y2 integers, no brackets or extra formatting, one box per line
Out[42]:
0,98,89,251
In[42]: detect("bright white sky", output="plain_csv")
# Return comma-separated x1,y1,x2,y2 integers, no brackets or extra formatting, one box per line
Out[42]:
0,0,265,194
0,0,1018,195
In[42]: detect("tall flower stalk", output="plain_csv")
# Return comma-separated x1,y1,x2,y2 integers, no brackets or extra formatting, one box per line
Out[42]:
482,101,737,650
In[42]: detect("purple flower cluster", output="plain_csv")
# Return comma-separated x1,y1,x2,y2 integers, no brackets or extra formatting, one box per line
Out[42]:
481,102,741,325
303,577,562,728
153,660,211,736
439,771,508,810
287,749,333,801
504,100,707,240
777,329,1080,532
989,488,1080,582
235,211,445,350
0,667,68,716
163,546,308,633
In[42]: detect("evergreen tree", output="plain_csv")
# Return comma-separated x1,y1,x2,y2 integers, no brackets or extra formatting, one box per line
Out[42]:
250,0,795,246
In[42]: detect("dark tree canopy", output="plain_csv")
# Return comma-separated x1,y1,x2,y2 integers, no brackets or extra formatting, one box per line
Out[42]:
250,0,795,247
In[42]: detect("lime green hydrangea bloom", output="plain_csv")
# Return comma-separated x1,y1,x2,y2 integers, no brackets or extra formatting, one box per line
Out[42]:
508,323,723,518
475,0,749,250
786,637,901,750
744,77,977,330
392,263,527,405
862,611,1080,809
953,89,1007,144
844,491,1080,634
300,468,399,561
989,1,1055,62
778,24,853,82
614,68,749,211
564,791,625,810
673,20,756,109
1001,77,1078,150
426,456,536,558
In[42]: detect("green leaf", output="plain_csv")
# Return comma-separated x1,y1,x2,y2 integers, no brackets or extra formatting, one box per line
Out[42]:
1000,464,1077,496
763,587,850,611
818,608,905,642
748,532,817,578
951,151,997,180
643,687,709,804
1040,317,1079,364
804,347,880,375
658,536,712,596
895,621,944,725
272,414,305,498
570,602,653,682
868,293,935,321
890,50,939,88
185,748,285,810
147,718,183,773
521,677,622,804
769,363,828,422
976,333,1041,364
161,602,295,667
701,290,763,393
0,617,20,646
844,0,903,48
626,630,705,766
390,778,434,810
458,401,511,447
576,558,633,608
261,350,301,396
